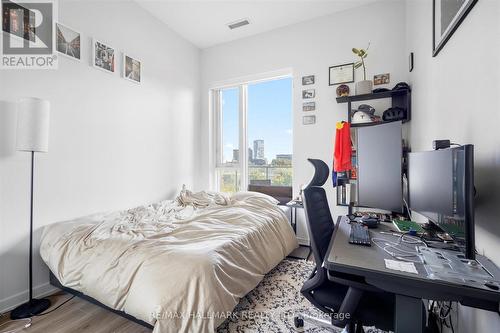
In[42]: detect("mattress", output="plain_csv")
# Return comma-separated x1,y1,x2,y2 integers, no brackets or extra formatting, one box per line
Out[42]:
40,190,298,333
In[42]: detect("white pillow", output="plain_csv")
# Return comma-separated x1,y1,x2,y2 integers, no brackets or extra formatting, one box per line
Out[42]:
231,191,279,205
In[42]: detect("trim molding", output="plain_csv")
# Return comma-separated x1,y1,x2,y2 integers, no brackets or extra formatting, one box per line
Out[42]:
209,68,293,89
0,282,60,314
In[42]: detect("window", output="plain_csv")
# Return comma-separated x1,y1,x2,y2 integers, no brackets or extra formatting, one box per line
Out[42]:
216,87,241,193
213,76,293,194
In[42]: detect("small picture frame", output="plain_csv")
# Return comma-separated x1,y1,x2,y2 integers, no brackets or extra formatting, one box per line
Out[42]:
302,89,315,99
302,75,315,85
303,102,315,112
373,73,390,85
92,39,115,73
329,63,354,86
303,115,316,125
123,54,142,84
56,23,81,61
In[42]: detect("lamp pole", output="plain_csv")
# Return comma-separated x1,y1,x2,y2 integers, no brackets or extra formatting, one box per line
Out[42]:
29,151,34,302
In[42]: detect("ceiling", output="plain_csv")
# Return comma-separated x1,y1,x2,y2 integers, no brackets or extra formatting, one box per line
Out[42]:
136,0,379,49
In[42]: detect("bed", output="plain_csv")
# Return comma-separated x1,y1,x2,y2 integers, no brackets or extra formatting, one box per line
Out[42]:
40,189,298,333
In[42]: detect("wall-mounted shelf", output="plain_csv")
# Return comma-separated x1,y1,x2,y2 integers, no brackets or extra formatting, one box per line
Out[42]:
336,88,412,124
336,89,408,103
350,119,404,128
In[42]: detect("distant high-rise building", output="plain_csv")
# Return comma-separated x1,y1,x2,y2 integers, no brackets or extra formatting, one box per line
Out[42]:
232,149,239,162
253,140,264,160
248,148,253,163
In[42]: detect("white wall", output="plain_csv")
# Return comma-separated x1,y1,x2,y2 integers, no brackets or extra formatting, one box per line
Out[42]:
199,0,408,242
0,0,200,312
406,0,500,331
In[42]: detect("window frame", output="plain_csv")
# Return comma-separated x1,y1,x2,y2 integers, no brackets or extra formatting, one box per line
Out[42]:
210,70,293,193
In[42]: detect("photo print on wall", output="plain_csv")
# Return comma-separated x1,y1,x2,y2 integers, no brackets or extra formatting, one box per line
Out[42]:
56,23,81,61
302,89,315,99
93,39,115,73
123,54,141,83
303,102,315,112
302,75,315,85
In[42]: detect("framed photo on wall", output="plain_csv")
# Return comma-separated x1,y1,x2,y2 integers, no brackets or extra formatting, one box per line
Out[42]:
433,0,478,57
92,39,115,73
302,75,315,85
303,115,316,125
302,89,315,99
373,73,390,85
56,23,81,61
123,54,142,84
329,63,354,86
303,102,315,112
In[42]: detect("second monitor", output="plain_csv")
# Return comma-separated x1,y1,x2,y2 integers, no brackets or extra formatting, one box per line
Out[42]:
408,145,475,259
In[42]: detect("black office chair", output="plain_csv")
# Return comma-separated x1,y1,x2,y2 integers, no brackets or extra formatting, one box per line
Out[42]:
294,159,395,333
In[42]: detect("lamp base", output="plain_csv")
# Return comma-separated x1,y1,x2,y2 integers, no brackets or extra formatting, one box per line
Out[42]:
10,298,51,319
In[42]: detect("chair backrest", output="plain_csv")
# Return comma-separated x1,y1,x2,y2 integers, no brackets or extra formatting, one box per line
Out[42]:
302,159,335,266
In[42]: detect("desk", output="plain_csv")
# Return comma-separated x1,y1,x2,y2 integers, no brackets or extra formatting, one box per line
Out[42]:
325,216,500,333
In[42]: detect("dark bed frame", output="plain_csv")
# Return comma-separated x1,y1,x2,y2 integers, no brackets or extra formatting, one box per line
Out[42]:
49,272,154,329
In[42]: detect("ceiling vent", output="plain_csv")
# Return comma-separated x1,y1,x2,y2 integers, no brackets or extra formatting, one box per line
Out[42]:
227,18,250,30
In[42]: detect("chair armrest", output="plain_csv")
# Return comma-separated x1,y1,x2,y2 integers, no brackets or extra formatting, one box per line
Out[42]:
332,286,364,327
300,268,321,294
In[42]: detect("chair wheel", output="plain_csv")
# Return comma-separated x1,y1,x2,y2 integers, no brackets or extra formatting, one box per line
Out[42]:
294,316,304,328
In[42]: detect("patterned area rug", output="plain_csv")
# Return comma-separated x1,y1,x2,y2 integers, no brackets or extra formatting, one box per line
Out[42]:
217,258,389,333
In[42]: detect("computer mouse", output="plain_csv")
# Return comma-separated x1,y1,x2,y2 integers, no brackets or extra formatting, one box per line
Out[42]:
361,217,379,228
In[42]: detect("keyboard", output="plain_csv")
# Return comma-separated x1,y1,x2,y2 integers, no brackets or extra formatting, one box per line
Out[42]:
349,223,371,246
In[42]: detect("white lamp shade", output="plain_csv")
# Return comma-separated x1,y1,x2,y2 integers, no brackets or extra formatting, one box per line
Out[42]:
16,97,50,152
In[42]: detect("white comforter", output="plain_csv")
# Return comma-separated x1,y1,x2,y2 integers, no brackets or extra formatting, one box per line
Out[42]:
40,191,298,333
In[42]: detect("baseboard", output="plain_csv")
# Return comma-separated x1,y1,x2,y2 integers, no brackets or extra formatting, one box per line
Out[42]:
0,282,60,314
297,237,310,246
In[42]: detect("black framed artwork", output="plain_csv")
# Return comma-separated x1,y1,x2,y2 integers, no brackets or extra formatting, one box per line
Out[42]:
329,63,354,86
433,0,478,57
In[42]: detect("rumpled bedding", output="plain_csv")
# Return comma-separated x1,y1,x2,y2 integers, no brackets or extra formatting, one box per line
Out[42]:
40,189,298,333
176,185,231,208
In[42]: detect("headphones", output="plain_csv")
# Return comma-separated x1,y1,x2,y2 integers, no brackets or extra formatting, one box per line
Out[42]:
383,107,407,122
392,82,411,91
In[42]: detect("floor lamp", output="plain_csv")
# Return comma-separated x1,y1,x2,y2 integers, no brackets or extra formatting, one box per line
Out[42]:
10,98,52,319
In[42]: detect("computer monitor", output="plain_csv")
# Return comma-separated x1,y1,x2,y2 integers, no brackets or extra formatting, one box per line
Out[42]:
408,145,475,259
356,121,403,213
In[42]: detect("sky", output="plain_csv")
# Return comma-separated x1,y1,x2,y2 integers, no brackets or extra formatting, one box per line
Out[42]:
222,77,293,163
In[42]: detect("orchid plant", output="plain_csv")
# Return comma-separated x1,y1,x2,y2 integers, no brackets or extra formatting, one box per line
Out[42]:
352,43,370,81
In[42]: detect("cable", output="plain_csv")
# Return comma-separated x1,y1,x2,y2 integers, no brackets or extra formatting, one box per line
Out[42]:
35,295,75,317
0,313,32,333
0,294,75,333
435,301,456,333
438,301,452,320
372,232,428,262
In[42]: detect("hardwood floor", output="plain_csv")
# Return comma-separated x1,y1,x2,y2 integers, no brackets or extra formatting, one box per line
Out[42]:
0,292,152,333
0,253,313,332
